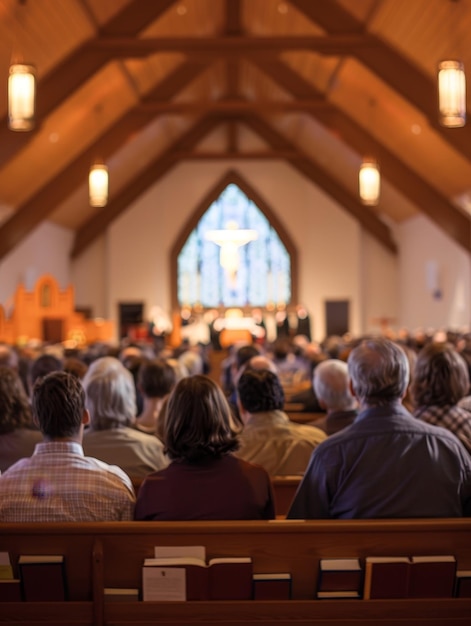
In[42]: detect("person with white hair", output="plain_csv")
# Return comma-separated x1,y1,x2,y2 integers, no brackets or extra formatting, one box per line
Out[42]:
82,357,168,479
312,359,357,435
288,337,471,519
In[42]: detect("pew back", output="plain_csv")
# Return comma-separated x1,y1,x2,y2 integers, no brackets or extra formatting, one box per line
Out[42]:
1,519,471,625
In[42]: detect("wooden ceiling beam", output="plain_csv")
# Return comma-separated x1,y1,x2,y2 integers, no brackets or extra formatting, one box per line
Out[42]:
0,0,178,170
225,0,243,36
0,60,209,262
72,116,221,259
242,114,397,254
252,56,471,252
137,99,330,114
288,0,471,163
88,34,374,56
172,150,299,160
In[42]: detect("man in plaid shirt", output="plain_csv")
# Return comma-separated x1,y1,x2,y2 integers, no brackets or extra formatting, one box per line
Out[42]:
0,371,135,521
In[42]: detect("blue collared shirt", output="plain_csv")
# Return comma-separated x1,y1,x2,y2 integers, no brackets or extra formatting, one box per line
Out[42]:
287,402,471,519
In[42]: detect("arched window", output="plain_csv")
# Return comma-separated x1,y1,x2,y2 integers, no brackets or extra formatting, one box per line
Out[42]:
177,183,292,308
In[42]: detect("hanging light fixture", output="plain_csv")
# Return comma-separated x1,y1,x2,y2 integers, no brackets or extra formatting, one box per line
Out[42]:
438,59,466,127
8,63,36,131
438,0,466,127
89,163,109,207
359,158,380,206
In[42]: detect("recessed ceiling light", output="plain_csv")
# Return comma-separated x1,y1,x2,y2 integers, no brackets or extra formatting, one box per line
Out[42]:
177,4,187,15
411,124,422,135
278,3,288,14
49,132,59,143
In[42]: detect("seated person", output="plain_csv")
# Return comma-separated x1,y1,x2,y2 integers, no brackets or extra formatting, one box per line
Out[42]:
311,359,357,435
235,368,326,476
0,366,42,473
412,342,471,452
134,375,274,520
288,338,471,519
82,357,168,479
0,371,135,521
135,359,176,435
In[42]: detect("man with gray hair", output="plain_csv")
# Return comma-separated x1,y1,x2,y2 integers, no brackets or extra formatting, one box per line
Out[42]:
312,359,357,435
288,337,471,519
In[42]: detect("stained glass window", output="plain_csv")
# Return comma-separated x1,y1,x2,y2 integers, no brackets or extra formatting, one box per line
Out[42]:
177,184,291,307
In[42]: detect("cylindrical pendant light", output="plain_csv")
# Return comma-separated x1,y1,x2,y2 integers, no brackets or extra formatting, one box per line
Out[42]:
89,163,109,207
438,59,466,127
8,63,36,131
359,158,380,206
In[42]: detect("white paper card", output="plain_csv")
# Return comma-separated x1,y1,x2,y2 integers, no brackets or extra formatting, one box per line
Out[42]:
142,567,186,601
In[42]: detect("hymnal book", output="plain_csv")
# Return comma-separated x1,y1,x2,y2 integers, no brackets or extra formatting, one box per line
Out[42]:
18,555,67,602
253,573,292,600
317,558,362,597
0,580,22,602
455,570,471,598
408,555,456,598
104,588,140,602
0,553,13,580
143,556,253,601
363,557,410,599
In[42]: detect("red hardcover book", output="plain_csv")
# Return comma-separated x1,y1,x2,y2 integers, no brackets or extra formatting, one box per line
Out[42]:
455,570,471,598
408,555,456,598
253,573,292,600
18,555,67,602
0,580,22,602
363,557,410,599
208,558,253,600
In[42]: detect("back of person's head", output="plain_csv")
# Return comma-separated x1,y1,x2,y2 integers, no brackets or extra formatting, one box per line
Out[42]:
138,359,176,398
164,375,239,463
247,355,278,375
237,368,285,413
313,359,356,411
347,337,409,406
32,371,85,439
64,356,88,380
82,356,136,430
0,344,19,370
411,342,469,407
0,366,33,434
30,354,64,387
235,344,260,370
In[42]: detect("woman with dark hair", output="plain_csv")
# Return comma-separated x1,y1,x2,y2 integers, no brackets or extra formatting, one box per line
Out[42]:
0,366,42,472
412,342,471,452
134,375,275,520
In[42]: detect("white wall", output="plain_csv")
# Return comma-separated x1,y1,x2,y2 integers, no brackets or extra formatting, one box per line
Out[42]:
0,221,73,314
399,214,471,331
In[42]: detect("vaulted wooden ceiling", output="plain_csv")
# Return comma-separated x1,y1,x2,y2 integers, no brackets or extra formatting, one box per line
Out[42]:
1,0,471,261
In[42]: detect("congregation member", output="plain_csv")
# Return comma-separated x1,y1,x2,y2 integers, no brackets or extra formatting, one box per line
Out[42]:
29,353,64,390
0,366,42,473
311,359,357,435
0,371,135,521
82,357,168,479
236,368,326,475
412,342,471,452
288,338,471,519
134,375,274,520
135,358,176,435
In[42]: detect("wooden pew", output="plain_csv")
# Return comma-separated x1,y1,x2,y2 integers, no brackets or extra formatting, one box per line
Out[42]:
1,519,471,625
